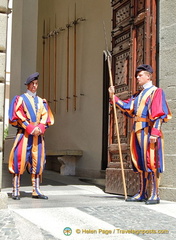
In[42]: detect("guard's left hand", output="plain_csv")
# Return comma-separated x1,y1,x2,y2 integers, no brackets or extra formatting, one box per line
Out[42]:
150,135,158,143
33,127,41,136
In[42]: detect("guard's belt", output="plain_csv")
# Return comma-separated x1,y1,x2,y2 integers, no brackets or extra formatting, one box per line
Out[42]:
134,116,150,122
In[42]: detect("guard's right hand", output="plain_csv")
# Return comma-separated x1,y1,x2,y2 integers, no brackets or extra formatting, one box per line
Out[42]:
108,86,115,98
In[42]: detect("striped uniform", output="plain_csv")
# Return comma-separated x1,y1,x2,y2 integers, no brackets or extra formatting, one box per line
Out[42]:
114,85,171,173
8,93,54,175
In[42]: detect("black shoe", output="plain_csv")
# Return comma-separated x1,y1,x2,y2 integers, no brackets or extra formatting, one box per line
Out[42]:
32,195,48,200
145,199,160,205
12,195,20,200
126,197,146,202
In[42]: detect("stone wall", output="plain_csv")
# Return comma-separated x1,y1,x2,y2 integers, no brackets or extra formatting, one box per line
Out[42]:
159,0,176,201
37,0,111,178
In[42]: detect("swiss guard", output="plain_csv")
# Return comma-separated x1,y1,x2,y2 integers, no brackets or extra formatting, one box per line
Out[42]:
8,72,54,200
109,64,172,204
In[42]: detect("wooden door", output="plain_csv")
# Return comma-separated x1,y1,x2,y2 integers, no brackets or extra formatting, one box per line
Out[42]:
105,0,157,195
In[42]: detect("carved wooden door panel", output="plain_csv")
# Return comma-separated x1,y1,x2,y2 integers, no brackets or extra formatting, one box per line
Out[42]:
105,0,157,195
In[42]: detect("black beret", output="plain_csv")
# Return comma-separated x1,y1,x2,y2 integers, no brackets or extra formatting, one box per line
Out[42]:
24,72,39,85
135,64,153,77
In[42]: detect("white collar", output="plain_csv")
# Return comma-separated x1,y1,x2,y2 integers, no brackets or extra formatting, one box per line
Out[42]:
143,81,153,89
26,90,36,98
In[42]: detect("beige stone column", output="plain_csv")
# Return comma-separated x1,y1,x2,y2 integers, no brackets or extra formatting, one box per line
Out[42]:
159,0,176,201
0,0,8,207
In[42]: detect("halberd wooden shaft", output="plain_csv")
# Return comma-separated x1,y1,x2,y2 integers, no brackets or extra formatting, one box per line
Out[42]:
42,20,45,98
48,19,51,103
73,3,77,111
66,20,70,112
54,15,57,113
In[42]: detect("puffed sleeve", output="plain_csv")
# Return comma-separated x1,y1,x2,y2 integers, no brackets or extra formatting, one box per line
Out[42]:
9,95,29,127
110,95,136,118
149,88,172,136
9,96,37,134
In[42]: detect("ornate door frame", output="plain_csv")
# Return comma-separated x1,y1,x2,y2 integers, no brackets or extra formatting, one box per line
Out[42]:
105,0,157,195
